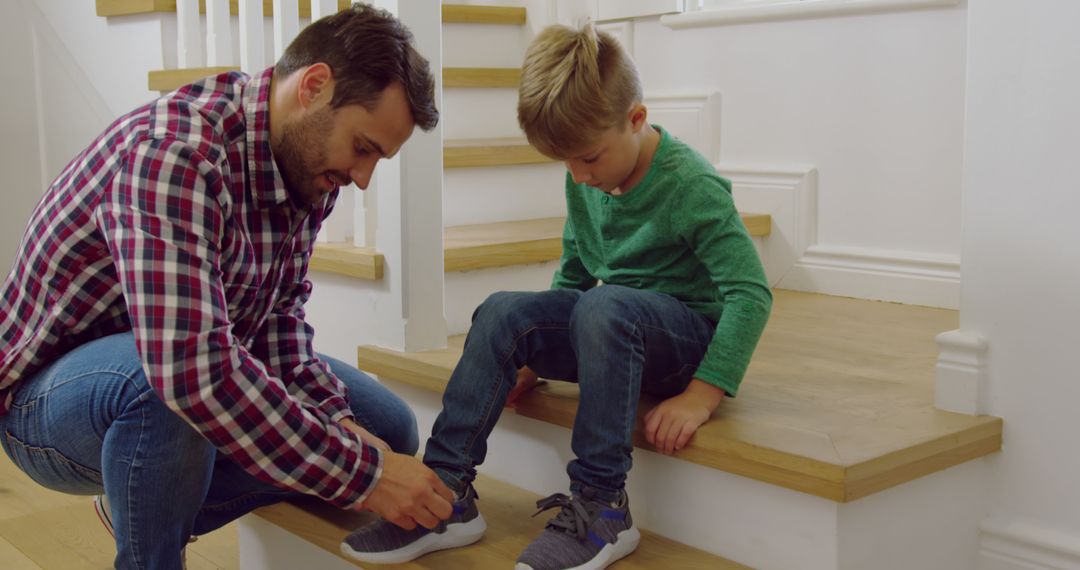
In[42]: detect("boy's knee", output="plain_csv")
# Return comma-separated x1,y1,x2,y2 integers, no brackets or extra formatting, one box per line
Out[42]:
471,291,529,327
387,403,420,456
573,286,639,325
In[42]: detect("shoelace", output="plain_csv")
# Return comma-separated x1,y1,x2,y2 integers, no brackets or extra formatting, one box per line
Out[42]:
531,493,596,542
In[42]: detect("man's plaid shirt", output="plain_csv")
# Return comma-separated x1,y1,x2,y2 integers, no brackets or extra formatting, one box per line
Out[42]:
0,69,381,508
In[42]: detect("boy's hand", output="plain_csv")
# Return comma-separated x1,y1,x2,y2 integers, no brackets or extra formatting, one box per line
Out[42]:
643,379,726,455
356,451,455,530
505,366,540,408
340,418,391,452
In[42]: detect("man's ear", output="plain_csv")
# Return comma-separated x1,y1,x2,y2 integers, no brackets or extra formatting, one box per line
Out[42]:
297,63,335,109
628,103,648,133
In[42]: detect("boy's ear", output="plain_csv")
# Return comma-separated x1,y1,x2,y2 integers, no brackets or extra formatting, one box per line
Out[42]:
628,103,648,133
297,62,335,109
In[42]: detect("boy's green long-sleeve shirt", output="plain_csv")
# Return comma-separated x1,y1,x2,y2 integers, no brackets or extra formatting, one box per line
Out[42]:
552,126,772,396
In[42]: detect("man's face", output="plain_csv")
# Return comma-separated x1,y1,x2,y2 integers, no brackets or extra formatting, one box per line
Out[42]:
561,122,642,194
277,81,416,208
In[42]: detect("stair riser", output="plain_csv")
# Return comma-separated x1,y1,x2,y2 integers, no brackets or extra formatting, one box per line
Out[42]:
442,23,528,68
444,163,565,227
445,263,555,334
389,380,989,570
441,88,524,140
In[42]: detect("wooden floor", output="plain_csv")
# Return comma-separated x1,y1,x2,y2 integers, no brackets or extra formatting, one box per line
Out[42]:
0,456,238,569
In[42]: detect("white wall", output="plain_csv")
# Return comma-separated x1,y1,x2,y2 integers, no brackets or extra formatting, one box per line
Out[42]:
622,6,967,306
0,1,46,273
961,1,1080,568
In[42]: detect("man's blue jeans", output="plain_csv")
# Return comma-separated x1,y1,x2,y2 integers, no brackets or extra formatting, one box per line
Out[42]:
0,332,418,570
424,285,716,503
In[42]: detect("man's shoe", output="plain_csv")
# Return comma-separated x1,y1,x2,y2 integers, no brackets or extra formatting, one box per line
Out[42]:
515,488,640,570
341,484,486,564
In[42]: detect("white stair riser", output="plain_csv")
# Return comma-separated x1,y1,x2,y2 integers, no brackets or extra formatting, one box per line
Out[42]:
442,88,523,140
388,380,988,570
442,22,529,68
444,163,566,227
445,263,556,334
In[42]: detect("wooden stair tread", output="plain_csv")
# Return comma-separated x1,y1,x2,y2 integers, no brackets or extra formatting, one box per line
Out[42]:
150,67,520,93
311,214,771,278
442,4,527,25
444,67,521,88
99,1,523,23
356,290,1003,502
444,138,553,168
253,474,748,569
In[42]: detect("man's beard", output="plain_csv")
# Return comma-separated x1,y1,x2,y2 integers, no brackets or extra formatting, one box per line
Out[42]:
276,106,335,208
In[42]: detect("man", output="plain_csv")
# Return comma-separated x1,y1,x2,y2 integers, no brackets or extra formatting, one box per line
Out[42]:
0,4,452,568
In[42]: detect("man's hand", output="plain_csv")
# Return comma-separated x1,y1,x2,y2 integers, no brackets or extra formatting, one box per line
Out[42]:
643,379,725,455
340,418,390,452
505,366,540,409
358,451,455,530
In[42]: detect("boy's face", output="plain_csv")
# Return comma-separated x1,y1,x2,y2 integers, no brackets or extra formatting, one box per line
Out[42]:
562,106,648,194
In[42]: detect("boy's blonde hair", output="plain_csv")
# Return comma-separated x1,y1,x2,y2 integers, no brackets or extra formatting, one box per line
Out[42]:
517,24,643,159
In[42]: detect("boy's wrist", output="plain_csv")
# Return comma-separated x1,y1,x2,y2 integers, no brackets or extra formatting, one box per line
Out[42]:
685,378,727,412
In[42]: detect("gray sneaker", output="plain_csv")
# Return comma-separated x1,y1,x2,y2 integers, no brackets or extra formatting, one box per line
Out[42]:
515,488,640,570
340,484,486,564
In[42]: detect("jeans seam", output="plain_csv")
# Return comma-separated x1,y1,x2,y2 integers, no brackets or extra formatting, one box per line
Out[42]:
3,430,104,483
460,324,568,464
10,369,142,411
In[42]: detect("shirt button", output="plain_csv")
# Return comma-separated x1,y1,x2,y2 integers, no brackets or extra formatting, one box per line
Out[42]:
603,195,611,204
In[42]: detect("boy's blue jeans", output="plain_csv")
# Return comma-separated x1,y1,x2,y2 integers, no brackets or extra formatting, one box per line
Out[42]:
0,332,418,570
425,285,716,503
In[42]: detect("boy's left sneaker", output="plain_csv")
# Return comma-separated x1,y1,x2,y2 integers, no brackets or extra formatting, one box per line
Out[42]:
515,487,640,570
341,484,486,564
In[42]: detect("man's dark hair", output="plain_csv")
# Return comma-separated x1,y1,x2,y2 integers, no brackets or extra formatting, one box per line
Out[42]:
275,3,438,131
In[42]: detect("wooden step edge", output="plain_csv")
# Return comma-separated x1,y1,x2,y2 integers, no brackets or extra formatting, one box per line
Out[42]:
309,242,384,280
253,473,750,569
97,0,351,18
444,236,561,272
356,341,1002,503
444,142,554,169
444,67,521,88
149,66,521,93
442,4,527,25
148,67,240,92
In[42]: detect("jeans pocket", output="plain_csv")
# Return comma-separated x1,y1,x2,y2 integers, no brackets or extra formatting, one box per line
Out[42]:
3,430,103,494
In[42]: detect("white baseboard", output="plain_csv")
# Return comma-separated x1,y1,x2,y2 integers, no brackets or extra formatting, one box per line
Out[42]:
935,329,988,414
778,243,961,309
720,164,818,287
980,518,1080,570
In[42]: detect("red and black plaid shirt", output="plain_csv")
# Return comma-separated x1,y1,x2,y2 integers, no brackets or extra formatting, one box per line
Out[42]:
0,69,381,508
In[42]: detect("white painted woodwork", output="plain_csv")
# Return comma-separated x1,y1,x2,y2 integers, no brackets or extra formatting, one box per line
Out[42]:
309,0,338,20
368,0,447,351
934,329,988,415
597,0,684,21
238,0,266,72
175,0,203,68
205,0,232,66
964,1,1080,565
664,0,961,28
273,0,300,61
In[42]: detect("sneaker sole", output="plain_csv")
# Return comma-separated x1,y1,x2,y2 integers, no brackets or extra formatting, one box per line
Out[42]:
515,525,641,570
340,514,487,564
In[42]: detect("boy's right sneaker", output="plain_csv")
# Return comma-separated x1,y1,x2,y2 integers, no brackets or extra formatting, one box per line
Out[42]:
515,487,640,570
340,484,486,564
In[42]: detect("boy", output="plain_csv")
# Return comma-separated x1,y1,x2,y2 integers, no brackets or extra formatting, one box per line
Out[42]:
342,23,771,570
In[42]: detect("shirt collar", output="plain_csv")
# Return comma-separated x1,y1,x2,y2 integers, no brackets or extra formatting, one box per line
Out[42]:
242,68,291,209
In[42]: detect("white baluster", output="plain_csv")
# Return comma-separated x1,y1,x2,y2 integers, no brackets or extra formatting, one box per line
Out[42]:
238,0,266,73
372,0,446,351
310,0,340,20
205,0,233,67
274,0,301,61
176,0,203,68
